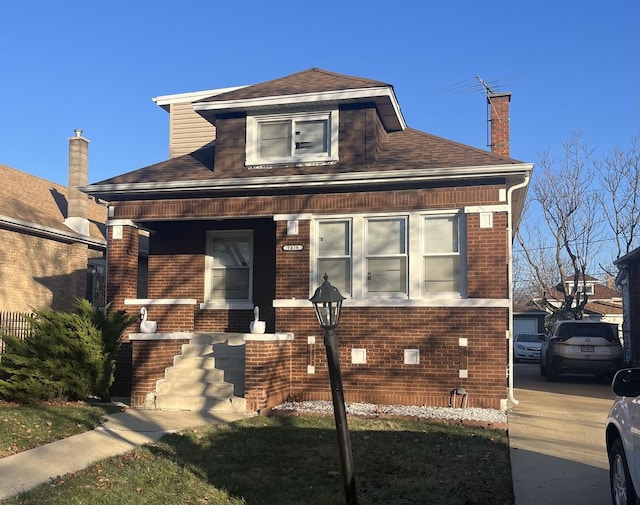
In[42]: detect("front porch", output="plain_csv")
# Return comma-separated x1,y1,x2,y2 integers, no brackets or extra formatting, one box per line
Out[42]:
127,330,295,414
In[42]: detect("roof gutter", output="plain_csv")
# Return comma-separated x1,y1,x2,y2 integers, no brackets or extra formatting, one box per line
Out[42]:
0,215,106,248
81,163,534,198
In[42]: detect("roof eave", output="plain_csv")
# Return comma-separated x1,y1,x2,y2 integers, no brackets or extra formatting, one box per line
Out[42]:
0,215,107,248
192,87,407,132
152,86,249,112
81,163,533,198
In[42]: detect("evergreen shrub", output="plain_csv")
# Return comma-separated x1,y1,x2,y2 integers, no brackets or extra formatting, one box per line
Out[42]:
0,300,136,403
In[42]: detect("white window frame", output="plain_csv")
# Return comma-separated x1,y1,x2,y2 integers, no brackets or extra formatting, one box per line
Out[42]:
421,212,463,295
310,210,465,302
203,230,254,309
246,110,339,166
364,216,409,297
316,219,352,297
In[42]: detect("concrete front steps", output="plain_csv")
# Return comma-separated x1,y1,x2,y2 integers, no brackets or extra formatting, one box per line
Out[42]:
148,333,246,413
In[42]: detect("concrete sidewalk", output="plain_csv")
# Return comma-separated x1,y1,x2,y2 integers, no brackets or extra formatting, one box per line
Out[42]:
0,408,252,500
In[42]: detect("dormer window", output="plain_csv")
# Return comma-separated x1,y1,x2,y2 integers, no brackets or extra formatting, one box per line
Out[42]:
565,281,594,295
246,110,339,166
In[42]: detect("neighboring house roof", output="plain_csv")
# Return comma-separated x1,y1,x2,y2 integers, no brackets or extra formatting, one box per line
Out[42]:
513,302,548,315
0,163,107,247
584,300,623,316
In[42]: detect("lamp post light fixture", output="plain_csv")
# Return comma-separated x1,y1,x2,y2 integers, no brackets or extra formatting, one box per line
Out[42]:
310,273,358,505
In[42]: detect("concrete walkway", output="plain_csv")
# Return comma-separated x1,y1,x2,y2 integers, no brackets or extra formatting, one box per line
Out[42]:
0,409,252,500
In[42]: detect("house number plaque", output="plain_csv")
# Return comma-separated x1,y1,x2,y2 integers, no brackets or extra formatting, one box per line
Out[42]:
282,245,304,251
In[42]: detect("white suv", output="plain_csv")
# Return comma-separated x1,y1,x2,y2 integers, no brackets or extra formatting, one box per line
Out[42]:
606,368,640,505
540,320,623,381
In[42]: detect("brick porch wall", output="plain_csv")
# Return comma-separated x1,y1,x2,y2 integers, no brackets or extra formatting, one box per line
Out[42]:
130,338,188,407
245,338,293,412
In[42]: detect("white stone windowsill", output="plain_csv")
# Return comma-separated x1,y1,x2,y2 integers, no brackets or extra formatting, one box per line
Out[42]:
124,298,197,305
243,332,294,342
128,331,295,342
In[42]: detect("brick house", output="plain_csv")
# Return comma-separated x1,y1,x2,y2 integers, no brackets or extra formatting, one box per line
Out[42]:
83,68,533,411
615,248,640,364
0,131,107,314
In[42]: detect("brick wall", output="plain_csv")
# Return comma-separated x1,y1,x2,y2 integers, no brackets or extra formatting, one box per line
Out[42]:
107,185,510,409
107,224,139,312
245,339,293,412
130,339,188,407
466,212,508,298
0,228,90,312
275,220,311,300
112,186,503,222
126,303,195,334
278,306,507,409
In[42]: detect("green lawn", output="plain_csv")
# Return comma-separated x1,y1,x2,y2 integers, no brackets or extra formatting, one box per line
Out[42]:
0,401,123,458
2,414,513,505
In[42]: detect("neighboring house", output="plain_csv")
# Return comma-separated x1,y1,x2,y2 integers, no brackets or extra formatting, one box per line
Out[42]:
615,248,640,364
82,68,533,411
0,131,107,314
535,274,623,329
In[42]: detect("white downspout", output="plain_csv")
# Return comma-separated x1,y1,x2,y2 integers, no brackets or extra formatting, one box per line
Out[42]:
506,172,531,406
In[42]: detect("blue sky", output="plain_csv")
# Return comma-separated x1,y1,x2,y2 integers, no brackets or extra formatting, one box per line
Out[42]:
1,0,638,186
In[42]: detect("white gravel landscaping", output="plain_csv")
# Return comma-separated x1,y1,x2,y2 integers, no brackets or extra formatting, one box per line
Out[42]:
272,400,508,425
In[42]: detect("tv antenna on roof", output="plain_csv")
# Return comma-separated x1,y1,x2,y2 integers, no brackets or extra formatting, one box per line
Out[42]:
431,74,520,149
475,76,496,95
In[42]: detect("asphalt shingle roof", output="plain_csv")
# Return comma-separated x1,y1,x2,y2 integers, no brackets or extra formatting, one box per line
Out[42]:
198,68,391,103
90,68,524,188
0,163,107,242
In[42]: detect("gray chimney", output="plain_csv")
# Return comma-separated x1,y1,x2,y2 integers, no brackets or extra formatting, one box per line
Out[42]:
65,129,90,236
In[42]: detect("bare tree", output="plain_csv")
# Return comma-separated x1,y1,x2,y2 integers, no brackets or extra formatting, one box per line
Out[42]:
516,131,602,320
596,135,640,269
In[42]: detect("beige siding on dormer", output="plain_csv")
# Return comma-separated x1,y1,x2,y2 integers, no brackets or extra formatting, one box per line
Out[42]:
168,102,217,158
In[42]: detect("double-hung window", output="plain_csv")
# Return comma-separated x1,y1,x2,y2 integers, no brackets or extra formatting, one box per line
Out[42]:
313,211,464,302
423,214,460,293
204,230,253,305
317,220,351,296
246,111,338,166
366,217,408,295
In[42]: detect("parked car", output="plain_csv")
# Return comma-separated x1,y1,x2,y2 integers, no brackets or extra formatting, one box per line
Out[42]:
540,320,622,381
606,368,640,505
513,332,545,362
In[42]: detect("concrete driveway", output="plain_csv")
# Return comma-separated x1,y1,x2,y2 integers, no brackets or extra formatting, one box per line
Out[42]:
509,362,617,505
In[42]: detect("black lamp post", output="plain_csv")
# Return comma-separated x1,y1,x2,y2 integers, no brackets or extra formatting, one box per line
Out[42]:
310,273,358,505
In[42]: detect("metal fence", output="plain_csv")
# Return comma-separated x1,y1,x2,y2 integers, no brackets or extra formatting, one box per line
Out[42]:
0,311,33,355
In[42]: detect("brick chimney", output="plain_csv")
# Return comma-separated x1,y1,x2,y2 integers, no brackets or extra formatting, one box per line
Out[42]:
488,92,511,158
65,129,90,236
